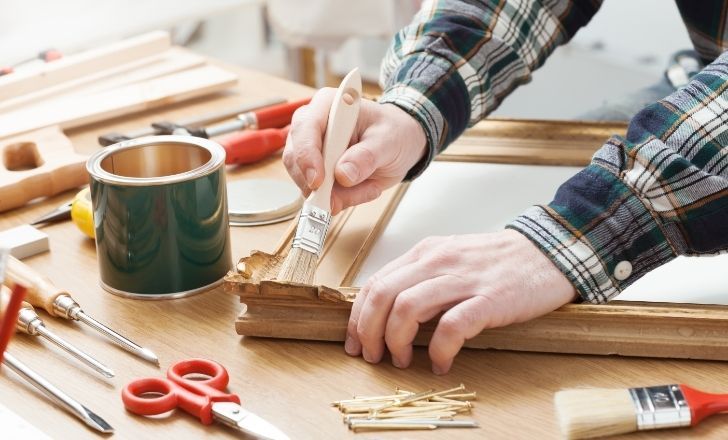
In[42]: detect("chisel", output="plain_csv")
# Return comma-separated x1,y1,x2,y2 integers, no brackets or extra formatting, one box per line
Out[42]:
5,256,159,365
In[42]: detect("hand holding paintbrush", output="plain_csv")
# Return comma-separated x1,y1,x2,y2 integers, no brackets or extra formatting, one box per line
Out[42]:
278,68,362,284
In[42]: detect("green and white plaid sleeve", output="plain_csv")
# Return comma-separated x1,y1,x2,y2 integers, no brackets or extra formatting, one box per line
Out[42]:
378,0,602,179
509,53,728,303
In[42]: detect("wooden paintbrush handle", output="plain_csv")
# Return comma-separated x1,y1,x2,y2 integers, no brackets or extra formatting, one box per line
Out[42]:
5,256,65,317
307,68,362,211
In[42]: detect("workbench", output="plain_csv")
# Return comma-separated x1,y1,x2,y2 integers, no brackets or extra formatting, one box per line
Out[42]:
1,63,727,440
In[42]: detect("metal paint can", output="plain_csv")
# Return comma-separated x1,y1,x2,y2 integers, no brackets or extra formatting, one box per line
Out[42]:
86,135,232,299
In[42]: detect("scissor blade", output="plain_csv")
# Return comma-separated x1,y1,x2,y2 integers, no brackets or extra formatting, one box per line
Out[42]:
212,402,289,440
30,203,72,226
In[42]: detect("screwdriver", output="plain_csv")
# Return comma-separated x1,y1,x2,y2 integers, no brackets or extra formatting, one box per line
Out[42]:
5,256,159,365
2,351,113,433
1,286,114,378
151,98,309,138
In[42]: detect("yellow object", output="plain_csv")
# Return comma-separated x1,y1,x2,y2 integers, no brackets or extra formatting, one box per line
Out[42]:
71,188,94,239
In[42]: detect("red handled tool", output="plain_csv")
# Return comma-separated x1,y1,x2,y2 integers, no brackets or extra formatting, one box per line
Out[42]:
0,249,27,362
152,98,308,139
221,125,290,165
0,49,63,76
122,358,289,439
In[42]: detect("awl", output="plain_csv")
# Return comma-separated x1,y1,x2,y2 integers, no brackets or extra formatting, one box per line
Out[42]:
0,289,114,378
5,256,159,365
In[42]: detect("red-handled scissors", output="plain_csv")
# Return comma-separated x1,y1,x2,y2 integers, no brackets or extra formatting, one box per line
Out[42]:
122,358,289,440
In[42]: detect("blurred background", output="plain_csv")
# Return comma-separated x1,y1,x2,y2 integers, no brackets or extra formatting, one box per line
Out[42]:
1,0,692,119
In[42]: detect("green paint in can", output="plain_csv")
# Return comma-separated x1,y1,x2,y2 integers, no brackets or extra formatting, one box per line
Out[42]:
86,135,232,299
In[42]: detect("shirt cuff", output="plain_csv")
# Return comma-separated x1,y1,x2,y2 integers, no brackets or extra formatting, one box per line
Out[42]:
507,163,677,304
378,51,471,180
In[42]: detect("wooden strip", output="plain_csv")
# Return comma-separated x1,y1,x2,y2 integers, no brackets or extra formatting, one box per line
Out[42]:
439,118,628,166
0,31,170,102
233,287,728,360
0,48,205,113
0,65,238,139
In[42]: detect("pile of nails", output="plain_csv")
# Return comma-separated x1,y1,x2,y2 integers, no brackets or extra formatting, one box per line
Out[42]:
331,384,479,432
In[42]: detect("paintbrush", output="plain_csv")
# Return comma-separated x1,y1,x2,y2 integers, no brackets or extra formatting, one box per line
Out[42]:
555,384,728,439
277,68,362,284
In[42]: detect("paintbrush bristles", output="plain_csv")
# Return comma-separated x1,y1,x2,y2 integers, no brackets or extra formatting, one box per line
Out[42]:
277,247,318,284
554,388,637,439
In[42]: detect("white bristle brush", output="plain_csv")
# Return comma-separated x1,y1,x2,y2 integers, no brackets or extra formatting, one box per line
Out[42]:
555,384,728,439
277,68,362,284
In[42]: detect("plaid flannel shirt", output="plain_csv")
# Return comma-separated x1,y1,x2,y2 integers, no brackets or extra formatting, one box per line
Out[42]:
378,0,728,303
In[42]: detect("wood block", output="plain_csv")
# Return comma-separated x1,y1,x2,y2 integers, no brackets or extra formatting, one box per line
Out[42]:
0,225,49,259
0,126,88,212
0,65,238,139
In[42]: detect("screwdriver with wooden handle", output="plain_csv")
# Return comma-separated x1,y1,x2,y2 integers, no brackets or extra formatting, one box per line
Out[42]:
5,256,159,365
1,286,114,378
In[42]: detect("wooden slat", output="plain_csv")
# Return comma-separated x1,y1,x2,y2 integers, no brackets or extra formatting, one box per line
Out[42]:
0,48,205,112
0,65,238,139
0,31,170,102
232,284,728,360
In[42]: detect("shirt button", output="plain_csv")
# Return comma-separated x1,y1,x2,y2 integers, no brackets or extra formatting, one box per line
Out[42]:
614,261,632,281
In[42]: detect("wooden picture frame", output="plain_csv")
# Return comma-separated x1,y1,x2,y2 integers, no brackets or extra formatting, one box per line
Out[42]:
224,118,728,361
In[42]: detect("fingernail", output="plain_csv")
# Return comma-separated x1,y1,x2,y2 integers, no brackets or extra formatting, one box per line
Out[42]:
392,357,404,368
344,336,355,354
339,162,358,183
432,364,446,375
305,168,316,188
362,348,374,363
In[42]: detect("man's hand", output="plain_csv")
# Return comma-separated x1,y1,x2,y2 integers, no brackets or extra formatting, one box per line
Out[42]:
345,229,578,374
282,88,427,214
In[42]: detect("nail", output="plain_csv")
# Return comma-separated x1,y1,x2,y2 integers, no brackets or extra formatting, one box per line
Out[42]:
432,364,445,375
362,348,374,363
392,357,404,369
305,168,316,188
339,162,358,183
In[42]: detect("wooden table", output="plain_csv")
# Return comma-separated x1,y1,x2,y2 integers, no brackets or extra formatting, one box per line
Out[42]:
1,64,728,440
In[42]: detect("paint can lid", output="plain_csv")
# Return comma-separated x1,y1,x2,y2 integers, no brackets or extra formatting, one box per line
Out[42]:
227,179,303,226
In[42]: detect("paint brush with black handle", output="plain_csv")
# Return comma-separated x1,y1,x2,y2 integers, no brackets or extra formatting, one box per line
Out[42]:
277,68,362,284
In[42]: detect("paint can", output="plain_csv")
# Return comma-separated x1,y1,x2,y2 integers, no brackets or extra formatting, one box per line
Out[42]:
86,135,232,299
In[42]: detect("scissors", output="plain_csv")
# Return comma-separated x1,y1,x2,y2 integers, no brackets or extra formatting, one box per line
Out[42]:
122,358,289,440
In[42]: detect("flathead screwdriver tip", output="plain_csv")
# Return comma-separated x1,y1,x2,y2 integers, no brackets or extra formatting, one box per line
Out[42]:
83,406,114,434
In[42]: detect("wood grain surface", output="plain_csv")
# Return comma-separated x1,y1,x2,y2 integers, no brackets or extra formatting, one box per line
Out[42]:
1,61,728,440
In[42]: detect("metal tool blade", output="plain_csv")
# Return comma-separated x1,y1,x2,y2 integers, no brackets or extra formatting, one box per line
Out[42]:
213,402,290,440
76,311,159,365
2,352,114,433
29,203,72,226
35,325,115,378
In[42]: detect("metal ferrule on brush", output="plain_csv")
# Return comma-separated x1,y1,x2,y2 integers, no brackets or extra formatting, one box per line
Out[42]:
291,203,331,256
630,385,691,430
